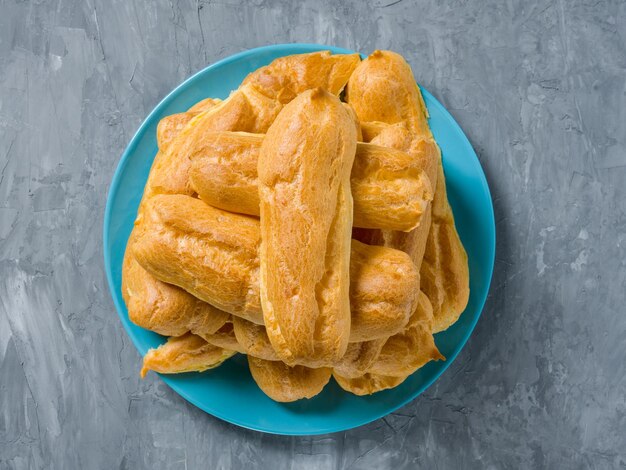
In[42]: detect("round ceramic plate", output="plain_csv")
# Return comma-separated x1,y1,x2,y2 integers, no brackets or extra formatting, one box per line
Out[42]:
103,44,495,435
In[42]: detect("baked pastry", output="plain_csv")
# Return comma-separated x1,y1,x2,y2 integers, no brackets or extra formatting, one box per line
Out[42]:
127,50,468,401
247,356,332,403
188,132,432,231
132,195,264,324
140,333,236,378
258,88,356,367
241,50,360,104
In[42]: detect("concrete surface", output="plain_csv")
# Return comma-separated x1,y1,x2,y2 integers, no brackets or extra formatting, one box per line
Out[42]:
1,0,625,468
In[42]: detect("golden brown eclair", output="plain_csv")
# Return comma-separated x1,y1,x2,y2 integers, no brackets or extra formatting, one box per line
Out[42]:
132,195,264,324
188,132,432,231
351,141,432,231
346,50,430,137
122,246,229,337
140,333,236,378
258,89,357,367
334,51,462,395
131,194,419,346
247,356,332,402
131,50,464,401
242,50,360,104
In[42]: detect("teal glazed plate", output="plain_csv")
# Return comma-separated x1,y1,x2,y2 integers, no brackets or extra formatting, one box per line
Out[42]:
103,44,495,435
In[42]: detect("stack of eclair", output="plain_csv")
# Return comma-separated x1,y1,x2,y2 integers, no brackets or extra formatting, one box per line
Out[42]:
122,50,469,402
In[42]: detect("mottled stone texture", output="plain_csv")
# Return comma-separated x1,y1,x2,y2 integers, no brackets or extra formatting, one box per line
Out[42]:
0,0,625,468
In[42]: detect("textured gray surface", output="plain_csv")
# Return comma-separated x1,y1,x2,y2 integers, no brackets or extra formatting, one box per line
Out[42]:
1,0,625,468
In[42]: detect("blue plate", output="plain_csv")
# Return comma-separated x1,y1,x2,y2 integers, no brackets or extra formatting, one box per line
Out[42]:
103,44,495,435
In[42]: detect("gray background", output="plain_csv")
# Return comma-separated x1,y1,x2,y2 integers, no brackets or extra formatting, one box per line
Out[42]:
1,0,625,468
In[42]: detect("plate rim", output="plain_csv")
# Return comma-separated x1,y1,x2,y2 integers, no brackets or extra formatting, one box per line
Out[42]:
103,43,496,435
